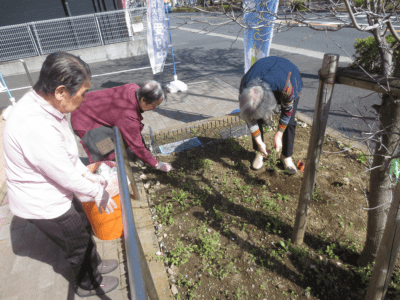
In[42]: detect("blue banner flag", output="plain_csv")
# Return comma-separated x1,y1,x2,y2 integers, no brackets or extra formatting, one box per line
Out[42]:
243,0,279,73
147,0,169,74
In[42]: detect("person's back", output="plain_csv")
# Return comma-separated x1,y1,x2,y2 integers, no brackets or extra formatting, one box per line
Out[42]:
240,56,302,102
71,83,140,134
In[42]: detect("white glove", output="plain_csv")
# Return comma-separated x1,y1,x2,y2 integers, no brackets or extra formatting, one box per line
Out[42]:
254,135,269,157
84,171,108,188
273,131,283,153
94,184,117,214
156,162,173,172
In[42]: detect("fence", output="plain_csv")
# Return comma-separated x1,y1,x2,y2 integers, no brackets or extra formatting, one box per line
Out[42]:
0,8,147,62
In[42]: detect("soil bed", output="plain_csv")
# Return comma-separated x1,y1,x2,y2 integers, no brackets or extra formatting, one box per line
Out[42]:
140,119,400,300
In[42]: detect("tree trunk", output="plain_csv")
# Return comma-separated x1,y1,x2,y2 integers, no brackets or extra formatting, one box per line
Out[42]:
358,97,400,266
358,27,399,266
365,176,400,300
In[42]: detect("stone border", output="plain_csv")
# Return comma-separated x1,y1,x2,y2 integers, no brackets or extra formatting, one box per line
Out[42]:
144,110,370,155
145,113,241,143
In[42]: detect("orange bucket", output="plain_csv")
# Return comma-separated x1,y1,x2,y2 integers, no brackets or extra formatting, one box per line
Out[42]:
81,161,124,240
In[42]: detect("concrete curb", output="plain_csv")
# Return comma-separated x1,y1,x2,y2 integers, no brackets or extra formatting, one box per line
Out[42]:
131,166,173,300
0,39,148,77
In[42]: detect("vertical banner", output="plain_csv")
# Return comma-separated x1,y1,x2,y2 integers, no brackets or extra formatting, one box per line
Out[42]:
146,0,169,74
243,0,279,73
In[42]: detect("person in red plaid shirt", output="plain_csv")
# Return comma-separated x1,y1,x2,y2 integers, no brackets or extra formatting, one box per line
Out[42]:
239,56,303,174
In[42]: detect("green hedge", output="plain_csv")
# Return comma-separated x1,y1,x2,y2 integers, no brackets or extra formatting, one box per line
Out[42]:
350,35,400,75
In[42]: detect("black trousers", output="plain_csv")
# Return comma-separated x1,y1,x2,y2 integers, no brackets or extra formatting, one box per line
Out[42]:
28,198,102,290
252,98,299,158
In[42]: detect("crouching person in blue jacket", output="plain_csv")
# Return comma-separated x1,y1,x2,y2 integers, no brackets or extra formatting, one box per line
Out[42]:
239,56,303,175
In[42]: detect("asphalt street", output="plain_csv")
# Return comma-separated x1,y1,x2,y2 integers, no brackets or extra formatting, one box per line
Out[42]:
0,13,381,146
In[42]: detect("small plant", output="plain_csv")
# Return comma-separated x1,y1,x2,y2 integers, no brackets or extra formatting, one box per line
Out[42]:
291,246,309,261
325,243,339,260
312,266,338,287
356,151,368,164
264,148,278,171
156,202,175,225
279,238,292,252
190,128,198,135
214,261,234,279
196,225,222,262
172,189,188,207
176,274,201,299
198,158,212,169
312,187,323,202
167,238,196,266
221,173,227,185
353,263,374,294
283,194,290,202
393,268,400,286
338,214,344,228
304,286,312,296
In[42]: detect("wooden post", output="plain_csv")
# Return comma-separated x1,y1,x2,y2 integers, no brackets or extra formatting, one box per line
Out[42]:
292,53,339,245
365,186,400,300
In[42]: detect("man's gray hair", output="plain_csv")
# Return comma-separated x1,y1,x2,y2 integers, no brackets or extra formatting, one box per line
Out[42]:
137,80,167,104
239,79,277,124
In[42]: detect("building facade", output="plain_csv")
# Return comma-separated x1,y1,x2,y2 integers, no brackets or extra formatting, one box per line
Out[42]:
0,0,124,27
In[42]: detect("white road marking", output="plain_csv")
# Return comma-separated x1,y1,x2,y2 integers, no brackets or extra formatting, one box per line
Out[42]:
2,62,181,93
177,26,353,63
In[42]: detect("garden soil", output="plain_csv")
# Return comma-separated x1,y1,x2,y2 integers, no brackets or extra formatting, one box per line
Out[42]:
139,119,400,300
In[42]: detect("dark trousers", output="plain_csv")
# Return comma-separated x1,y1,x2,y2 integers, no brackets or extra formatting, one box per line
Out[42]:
252,98,299,158
28,198,102,290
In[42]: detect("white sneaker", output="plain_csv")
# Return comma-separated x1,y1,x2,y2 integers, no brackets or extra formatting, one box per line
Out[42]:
281,155,297,175
252,152,264,170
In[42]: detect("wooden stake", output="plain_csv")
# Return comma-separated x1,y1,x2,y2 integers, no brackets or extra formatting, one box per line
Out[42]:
292,53,339,245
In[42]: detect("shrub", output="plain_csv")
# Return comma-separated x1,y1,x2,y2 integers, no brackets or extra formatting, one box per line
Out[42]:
349,34,400,75
353,0,365,7
291,0,307,11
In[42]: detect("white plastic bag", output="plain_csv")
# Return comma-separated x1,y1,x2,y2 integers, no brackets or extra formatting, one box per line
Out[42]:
75,162,129,201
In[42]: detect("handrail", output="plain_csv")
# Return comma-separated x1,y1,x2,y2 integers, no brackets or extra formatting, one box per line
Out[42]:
19,59,34,87
0,59,34,87
113,126,160,300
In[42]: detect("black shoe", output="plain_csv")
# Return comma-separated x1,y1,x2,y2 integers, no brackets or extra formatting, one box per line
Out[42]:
75,276,119,297
98,259,118,274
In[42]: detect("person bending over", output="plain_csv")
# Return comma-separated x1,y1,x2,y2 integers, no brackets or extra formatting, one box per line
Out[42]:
71,80,172,172
239,56,303,175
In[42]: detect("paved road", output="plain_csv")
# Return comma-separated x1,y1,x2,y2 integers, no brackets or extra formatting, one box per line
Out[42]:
0,13,381,145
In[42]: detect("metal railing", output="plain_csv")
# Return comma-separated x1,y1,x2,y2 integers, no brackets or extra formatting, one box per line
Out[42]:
113,126,160,300
0,8,147,62
0,59,34,87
